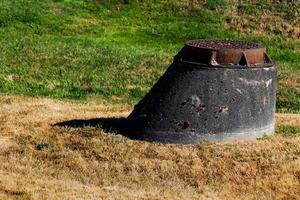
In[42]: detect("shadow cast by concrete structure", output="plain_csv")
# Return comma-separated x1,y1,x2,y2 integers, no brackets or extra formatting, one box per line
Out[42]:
54,117,130,137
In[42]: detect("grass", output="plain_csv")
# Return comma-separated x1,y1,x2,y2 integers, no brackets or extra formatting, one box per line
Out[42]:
0,95,300,199
0,2,299,199
0,0,299,112
276,125,300,137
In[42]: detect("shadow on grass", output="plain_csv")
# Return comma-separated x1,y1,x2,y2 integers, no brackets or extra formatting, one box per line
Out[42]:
54,117,131,137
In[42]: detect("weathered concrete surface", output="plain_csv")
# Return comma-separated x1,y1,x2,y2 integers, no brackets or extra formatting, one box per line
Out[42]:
127,40,277,143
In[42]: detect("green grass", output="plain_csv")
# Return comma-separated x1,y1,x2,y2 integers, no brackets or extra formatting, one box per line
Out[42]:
276,125,300,137
0,0,299,112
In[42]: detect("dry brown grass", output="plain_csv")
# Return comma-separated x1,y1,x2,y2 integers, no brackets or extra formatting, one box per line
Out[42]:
0,95,300,200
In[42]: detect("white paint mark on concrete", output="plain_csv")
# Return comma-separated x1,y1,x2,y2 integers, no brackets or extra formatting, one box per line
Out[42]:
238,78,262,86
190,95,202,107
265,79,272,87
238,78,273,87
220,106,229,114
236,88,243,94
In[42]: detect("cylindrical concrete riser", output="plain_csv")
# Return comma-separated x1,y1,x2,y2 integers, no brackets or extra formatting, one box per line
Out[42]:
127,63,277,144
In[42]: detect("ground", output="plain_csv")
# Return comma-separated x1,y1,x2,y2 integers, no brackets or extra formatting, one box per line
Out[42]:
0,95,299,200
0,0,299,112
0,0,299,199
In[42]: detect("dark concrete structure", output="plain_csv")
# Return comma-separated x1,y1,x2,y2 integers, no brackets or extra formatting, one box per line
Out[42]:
126,40,277,144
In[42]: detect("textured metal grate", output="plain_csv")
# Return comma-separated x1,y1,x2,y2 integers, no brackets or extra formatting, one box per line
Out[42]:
173,39,271,67
187,40,263,50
